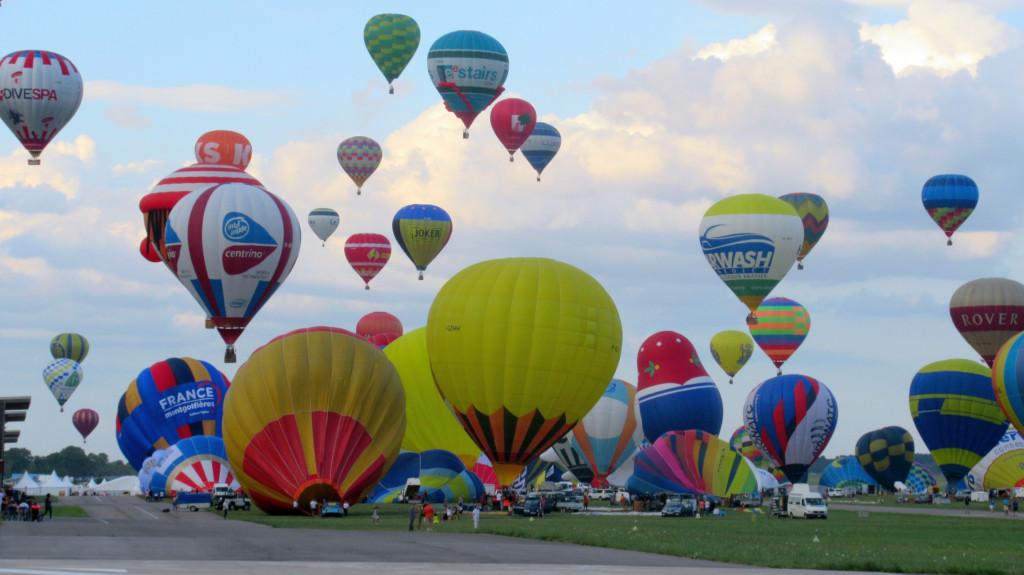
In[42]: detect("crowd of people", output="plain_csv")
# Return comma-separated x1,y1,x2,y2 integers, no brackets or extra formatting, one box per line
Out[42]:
2,490,53,521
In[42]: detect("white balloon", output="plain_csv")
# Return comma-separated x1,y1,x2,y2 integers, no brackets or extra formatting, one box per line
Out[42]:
0,50,83,165
308,208,340,245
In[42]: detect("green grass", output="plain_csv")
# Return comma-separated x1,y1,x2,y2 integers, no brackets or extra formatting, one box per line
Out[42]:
52,505,87,518
231,503,1024,574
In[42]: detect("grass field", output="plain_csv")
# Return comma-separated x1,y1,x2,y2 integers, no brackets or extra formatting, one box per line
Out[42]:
231,503,1023,575
52,505,87,518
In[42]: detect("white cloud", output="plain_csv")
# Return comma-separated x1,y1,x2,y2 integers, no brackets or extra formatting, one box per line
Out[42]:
112,159,162,175
859,0,1017,76
86,81,295,113
0,135,96,199
696,24,778,61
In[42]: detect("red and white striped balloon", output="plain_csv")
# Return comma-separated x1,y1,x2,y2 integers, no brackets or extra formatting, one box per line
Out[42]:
345,233,391,290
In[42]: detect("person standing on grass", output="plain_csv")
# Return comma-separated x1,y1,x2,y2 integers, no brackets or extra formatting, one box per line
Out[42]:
43,494,53,520
309,498,318,517
423,502,435,531
472,504,481,529
582,492,590,511
408,503,418,531
372,505,381,524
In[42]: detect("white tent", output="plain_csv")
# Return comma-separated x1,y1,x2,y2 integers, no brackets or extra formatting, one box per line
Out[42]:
86,478,97,489
13,470,39,491
27,470,73,496
93,475,141,495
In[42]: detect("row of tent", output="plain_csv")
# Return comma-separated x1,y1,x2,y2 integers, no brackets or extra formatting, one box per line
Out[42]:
10,471,141,496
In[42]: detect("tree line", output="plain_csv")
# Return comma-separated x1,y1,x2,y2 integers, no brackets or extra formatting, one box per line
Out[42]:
3,446,134,480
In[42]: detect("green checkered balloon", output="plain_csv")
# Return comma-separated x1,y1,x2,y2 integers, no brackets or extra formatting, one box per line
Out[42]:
364,14,420,94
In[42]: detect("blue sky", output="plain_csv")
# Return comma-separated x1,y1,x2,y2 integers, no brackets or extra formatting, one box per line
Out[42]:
3,0,1024,472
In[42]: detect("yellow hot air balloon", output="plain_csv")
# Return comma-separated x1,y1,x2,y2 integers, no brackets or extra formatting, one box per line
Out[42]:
709,330,754,384
427,258,622,486
384,328,480,469
223,327,405,513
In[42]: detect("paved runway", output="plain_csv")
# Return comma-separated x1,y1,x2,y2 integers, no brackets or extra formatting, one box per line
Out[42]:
830,502,1024,519
0,496,891,574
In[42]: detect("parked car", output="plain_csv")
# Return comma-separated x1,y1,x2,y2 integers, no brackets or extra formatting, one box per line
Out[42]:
732,493,762,508
520,495,560,516
320,502,343,517
826,488,845,498
952,489,972,501
914,493,933,504
556,495,584,513
661,498,697,517
215,493,251,511
173,492,212,512
590,488,612,501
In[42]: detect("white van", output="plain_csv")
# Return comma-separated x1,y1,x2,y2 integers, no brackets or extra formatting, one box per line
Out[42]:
788,492,828,519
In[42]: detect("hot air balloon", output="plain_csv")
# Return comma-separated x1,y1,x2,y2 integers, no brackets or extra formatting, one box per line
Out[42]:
0,51,83,165
630,430,758,497
50,332,88,363
855,426,914,491
778,193,828,270
357,312,403,340
368,450,484,504
743,374,838,483
392,204,453,280
472,453,500,490
909,359,1007,484
146,435,238,494
140,238,162,263
922,174,978,246
993,332,1024,434
308,208,339,246
710,330,754,385
345,233,391,290
337,137,382,196
427,31,509,138
194,130,252,169
138,449,168,495
368,332,400,349
699,194,803,321
165,182,300,362
818,456,878,490
222,327,405,513
141,164,265,263
427,257,622,486
570,379,643,488
949,278,1024,367
521,122,561,182
728,425,785,482
115,357,231,470
966,429,1024,490
749,297,810,374
489,98,536,161
385,327,479,466
552,435,595,484
364,14,420,94
636,331,723,443
72,408,99,443
42,359,82,412
905,462,938,494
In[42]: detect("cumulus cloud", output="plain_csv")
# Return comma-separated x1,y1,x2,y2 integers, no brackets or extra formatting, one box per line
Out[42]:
86,81,295,113
0,135,96,199
696,24,778,61
859,0,1018,76
112,159,162,175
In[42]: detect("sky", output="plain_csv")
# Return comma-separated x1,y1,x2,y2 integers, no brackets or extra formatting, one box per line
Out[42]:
2,0,1024,467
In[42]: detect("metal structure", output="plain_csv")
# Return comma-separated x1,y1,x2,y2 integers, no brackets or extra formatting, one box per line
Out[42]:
1,396,30,483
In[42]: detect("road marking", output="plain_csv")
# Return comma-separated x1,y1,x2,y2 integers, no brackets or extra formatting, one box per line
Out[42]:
132,505,159,520
0,569,126,575
94,518,109,525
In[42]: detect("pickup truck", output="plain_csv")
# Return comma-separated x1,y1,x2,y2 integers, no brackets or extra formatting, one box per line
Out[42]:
215,493,251,511
556,495,584,513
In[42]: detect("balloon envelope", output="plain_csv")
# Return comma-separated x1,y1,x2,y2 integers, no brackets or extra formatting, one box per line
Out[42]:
743,374,837,483
43,359,82,411
50,332,89,363
922,174,978,245
905,461,938,494
521,122,561,180
552,435,595,484
392,204,453,279
223,327,405,513
699,194,803,315
115,357,230,470
72,408,99,441
819,456,879,489
165,182,300,362
855,426,914,490
358,312,403,340
749,297,810,372
140,238,162,263
337,137,382,195
710,330,754,383
194,130,252,169
427,30,509,134
383,328,480,467
910,359,1007,483
728,425,785,482
631,430,758,497
307,208,340,245
966,429,1024,490
778,193,829,269
489,98,536,159
427,257,622,486
571,379,643,487
992,333,1024,440
147,435,238,494
345,233,391,289
637,331,723,443
0,50,83,164
364,14,420,93
950,278,1024,367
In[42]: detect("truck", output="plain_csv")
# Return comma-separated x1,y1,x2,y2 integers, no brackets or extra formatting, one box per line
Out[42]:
787,484,828,519
173,492,212,512
214,492,251,511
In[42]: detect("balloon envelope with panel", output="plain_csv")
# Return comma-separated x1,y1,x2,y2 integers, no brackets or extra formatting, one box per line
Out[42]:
921,174,978,246
0,50,83,165
637,331,723,442
855,426,914,490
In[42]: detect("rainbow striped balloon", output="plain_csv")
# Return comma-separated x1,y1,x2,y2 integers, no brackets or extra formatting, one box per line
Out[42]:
749,297,810,373
779,193,828,270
